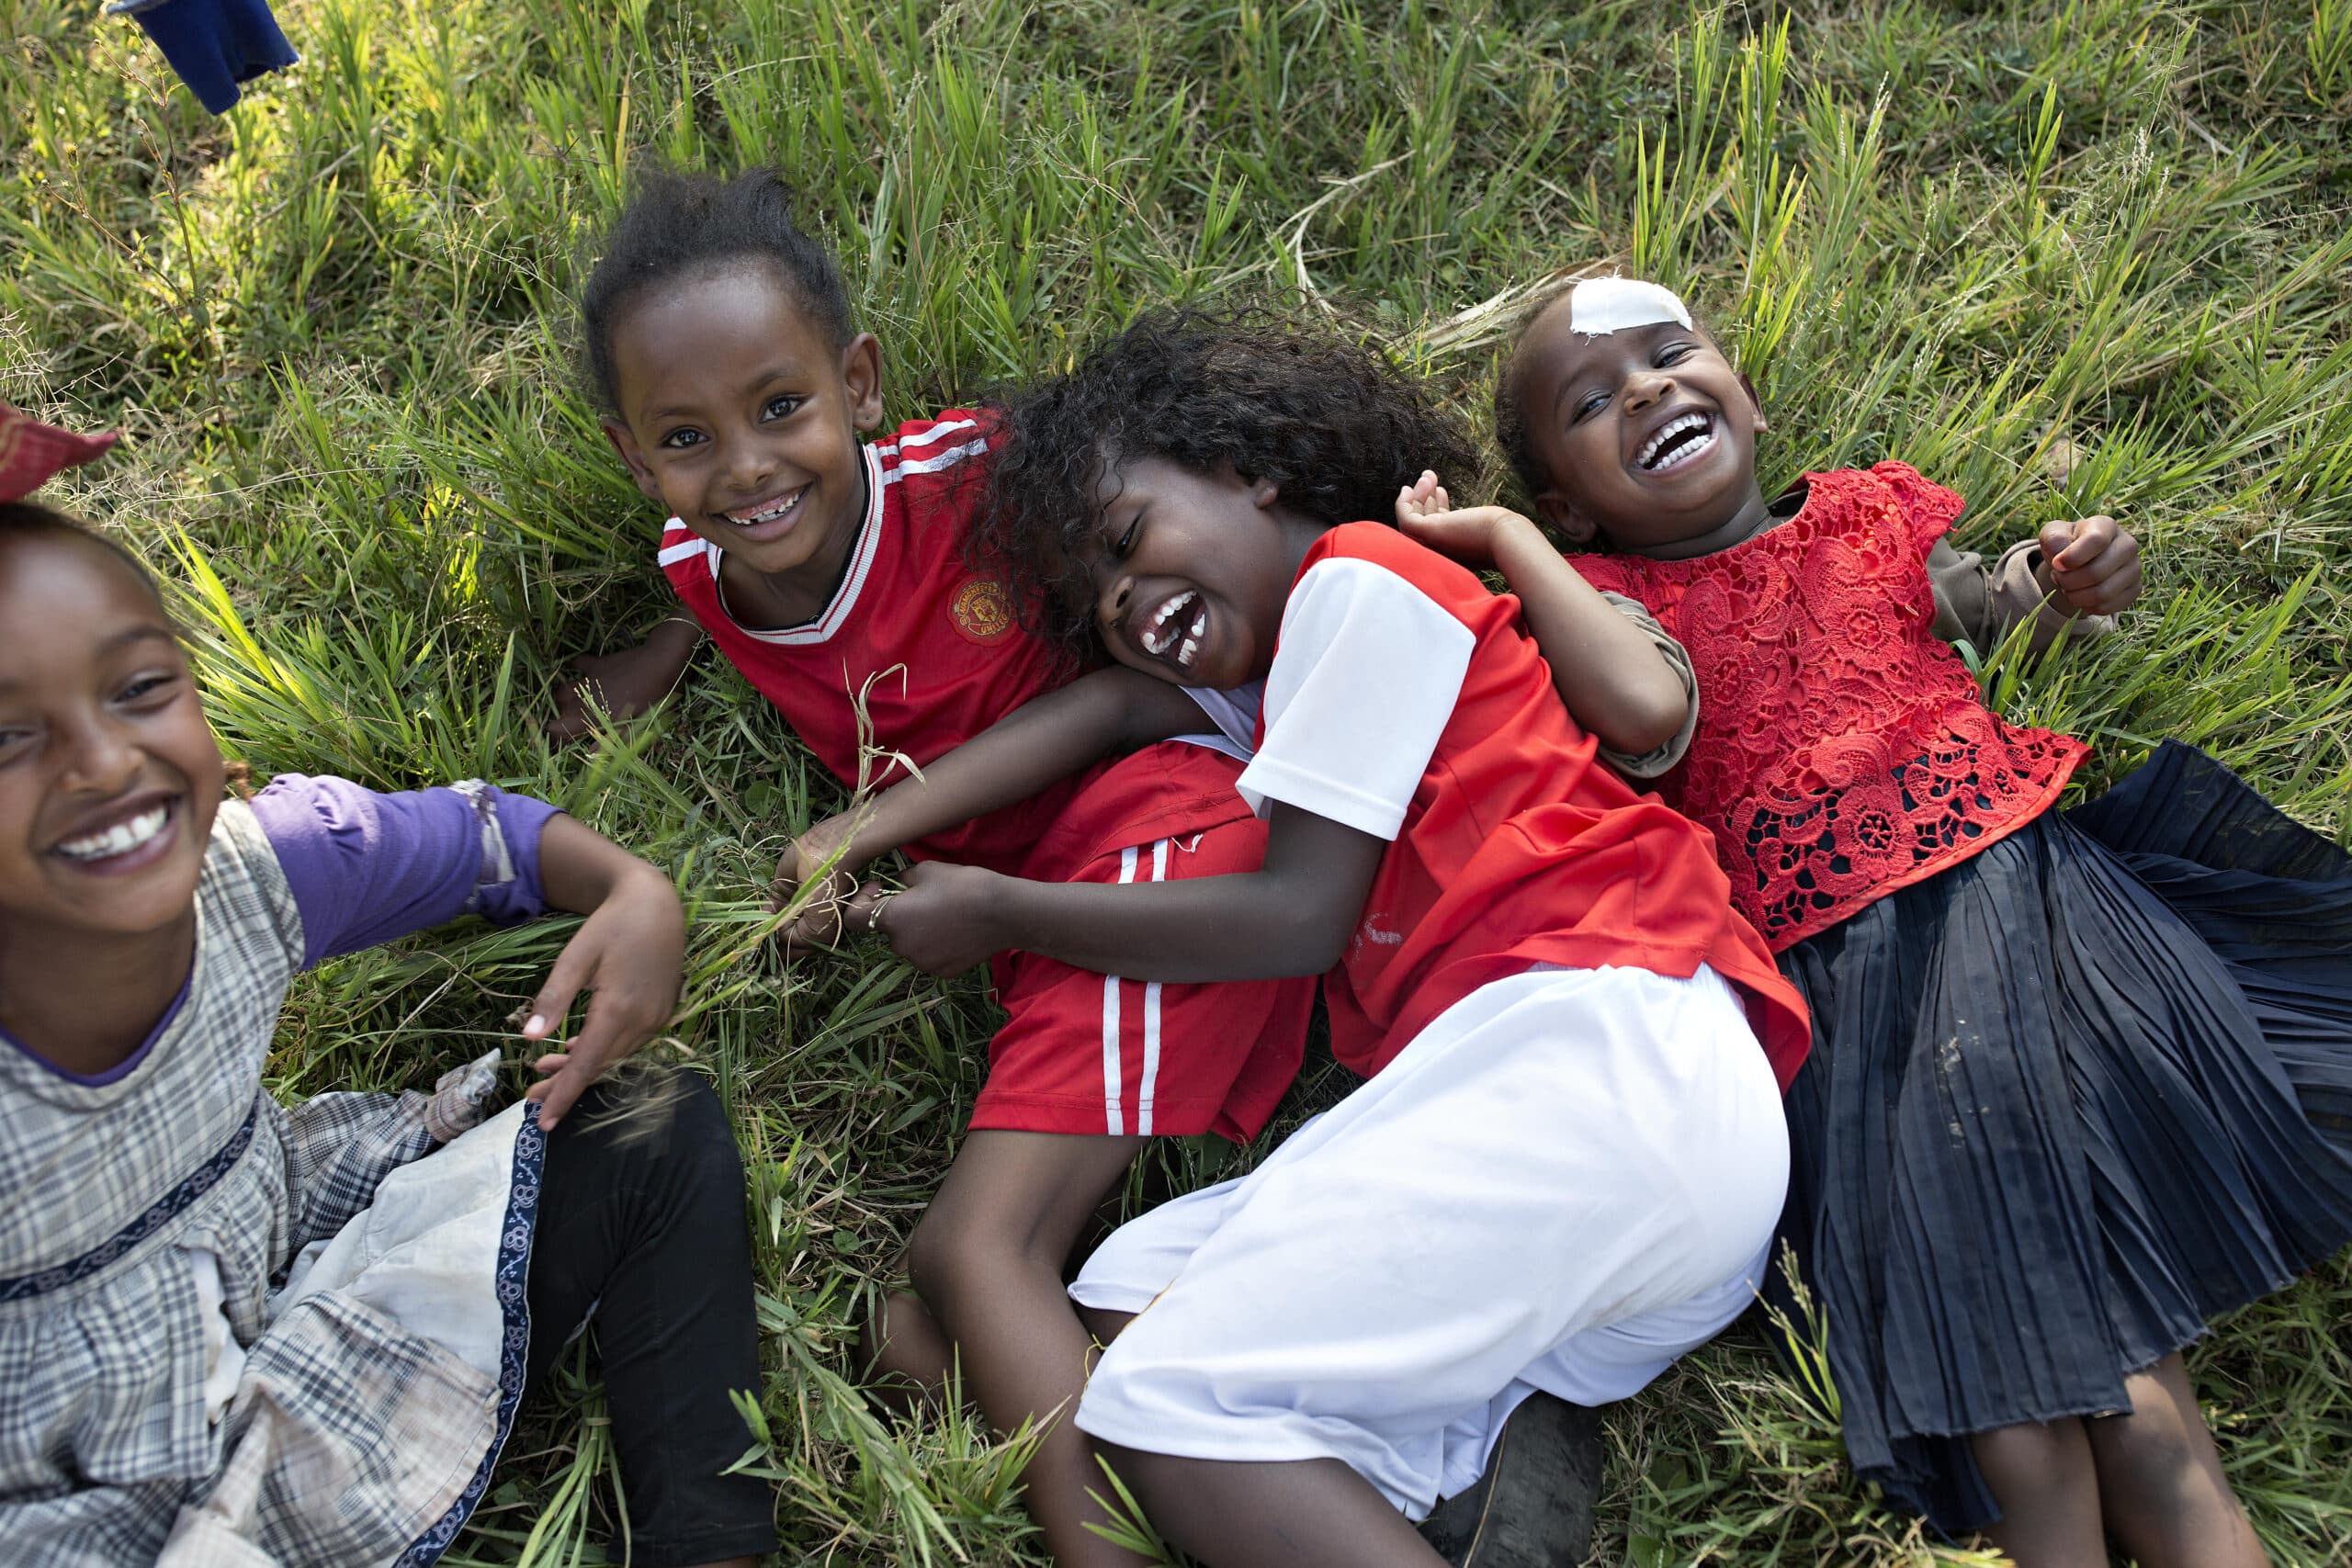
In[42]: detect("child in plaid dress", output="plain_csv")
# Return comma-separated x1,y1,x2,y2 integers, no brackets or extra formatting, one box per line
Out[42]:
0,412,775,1567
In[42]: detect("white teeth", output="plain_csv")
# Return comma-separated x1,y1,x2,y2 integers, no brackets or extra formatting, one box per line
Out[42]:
58,804,168,862
727,487,805,526
1178,637,1198,668
1141,590,1199,656
1637,412,1714,470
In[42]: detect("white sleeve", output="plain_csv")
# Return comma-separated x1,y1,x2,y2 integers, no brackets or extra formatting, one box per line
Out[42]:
1236,556,1474,840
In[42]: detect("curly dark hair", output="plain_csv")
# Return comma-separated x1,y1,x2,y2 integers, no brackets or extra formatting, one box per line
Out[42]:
577,166,853,414
970,308,1479,653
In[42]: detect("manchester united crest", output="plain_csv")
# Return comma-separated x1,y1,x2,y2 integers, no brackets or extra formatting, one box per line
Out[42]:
950,575,1016,645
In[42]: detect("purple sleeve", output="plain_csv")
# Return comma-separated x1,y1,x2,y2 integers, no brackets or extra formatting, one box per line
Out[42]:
249,774,561,968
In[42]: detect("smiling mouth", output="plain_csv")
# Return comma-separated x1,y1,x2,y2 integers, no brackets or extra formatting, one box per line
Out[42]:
1636,412,1718,472
53,799,175,864
722,486,808,528
1137,589,1207,670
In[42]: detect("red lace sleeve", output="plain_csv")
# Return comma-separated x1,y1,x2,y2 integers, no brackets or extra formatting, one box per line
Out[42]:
1870,461,1967,555
1566,551,1637,598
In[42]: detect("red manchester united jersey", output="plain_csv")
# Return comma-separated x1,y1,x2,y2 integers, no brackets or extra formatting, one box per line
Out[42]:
660,412,1235,873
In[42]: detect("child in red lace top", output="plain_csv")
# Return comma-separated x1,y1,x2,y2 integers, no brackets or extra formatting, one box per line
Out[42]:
1411,276,2352,1568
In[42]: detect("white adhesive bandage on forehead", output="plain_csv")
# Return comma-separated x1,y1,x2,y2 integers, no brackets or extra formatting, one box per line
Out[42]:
1566,277,1691,337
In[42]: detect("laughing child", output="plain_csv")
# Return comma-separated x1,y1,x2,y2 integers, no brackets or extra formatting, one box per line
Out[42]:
825,310,1810,1568
1417,275,2352,1568
0,409,773,1567
558,167,1340,1567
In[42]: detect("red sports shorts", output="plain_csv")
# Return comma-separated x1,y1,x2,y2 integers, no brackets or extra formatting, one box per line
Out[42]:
971,742,1315,1142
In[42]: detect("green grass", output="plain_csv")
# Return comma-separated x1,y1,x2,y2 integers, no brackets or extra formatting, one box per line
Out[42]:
6,0,2350,1562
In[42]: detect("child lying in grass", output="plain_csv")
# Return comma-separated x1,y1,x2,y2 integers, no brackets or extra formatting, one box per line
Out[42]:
558,166,1336,1568
0,409,772,1568
811,310,1809,1568
1420,275,2352,1568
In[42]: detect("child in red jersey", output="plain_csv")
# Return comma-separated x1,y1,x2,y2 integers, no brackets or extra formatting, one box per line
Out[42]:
560,169,1356,1568
1425,275,2352,1568
831,311,1807,1568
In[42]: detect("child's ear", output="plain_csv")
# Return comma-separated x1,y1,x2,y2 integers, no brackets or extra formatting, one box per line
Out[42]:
602,420,665,506
841,333,885,428
1534,486,1600,546
1249,476,1281,510
1738,372,1768,434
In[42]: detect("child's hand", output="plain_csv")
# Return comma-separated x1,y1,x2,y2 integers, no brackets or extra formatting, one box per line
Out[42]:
1394,469,1533,570
520,863,685,1128
767,818,862,954
548,622,703,741
845,862,1003,976
2037,515,2142,617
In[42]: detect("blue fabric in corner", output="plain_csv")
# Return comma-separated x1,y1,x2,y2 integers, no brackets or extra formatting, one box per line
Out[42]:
107,0,300,115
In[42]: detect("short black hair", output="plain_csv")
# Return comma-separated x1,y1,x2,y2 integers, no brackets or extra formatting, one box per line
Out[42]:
578,166,854,413
971,307,1480,656
0,500,168,610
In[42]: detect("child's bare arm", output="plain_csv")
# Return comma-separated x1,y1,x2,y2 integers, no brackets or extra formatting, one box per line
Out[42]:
847,802,1385,981
1395,473,1688,758
770,666,1210,946
548,617,705,740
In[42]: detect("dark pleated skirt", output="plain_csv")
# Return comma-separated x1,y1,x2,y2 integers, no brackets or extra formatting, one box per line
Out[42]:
1770,741,2352,1532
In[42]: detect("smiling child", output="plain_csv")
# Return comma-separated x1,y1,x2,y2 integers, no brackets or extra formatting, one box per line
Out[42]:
1406,275,2352,1568
831,311,1808,1568
0,409,772,1567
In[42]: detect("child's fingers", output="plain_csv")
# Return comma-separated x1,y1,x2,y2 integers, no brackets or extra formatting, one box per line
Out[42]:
520,943,594,1047
841,879,893,933
526,1053,591,1128
2064,555,2143,614
2037,516,2082,566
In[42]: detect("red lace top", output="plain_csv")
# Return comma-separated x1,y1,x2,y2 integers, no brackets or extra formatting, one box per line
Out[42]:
1573,462,2086,951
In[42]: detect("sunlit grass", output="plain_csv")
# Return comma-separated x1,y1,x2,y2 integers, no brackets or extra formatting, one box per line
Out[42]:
6,0,2348,1561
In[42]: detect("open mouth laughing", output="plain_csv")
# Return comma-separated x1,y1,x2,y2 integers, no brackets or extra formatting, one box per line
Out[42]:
1135,587,1208,671
1634,411,1718,473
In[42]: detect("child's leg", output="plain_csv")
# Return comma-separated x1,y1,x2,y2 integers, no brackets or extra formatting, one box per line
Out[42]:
2085,1354,2269,1568
1101,1445,1448,1568
527,1073,776,1568
904,1128,1153,1568
1968,1419,2104,1568
1074,966,1785,1565
864,1277,956,1406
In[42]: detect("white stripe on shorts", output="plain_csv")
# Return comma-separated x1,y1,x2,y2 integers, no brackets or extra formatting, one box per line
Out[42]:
1136,839,1170,1135
1102,845,1142,1134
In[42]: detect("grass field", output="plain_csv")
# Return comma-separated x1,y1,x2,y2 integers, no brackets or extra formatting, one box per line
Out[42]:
6,0,2352,1562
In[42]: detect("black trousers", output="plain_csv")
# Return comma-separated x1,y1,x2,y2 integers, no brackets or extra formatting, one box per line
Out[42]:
524,1072,776,1565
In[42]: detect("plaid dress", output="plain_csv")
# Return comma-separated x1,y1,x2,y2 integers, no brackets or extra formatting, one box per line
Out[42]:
0,796,545,1566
